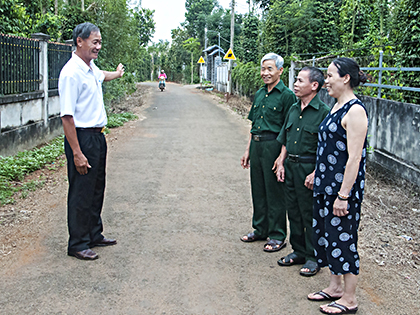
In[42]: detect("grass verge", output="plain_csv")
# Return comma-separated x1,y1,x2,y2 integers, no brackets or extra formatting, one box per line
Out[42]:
0,112,138,206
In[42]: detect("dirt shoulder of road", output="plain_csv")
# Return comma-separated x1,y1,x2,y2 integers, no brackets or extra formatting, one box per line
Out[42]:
1,84,419,311
0,84,153,269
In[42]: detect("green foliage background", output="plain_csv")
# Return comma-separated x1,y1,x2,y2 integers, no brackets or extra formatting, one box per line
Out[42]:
1,0,419,101
0,0,156,106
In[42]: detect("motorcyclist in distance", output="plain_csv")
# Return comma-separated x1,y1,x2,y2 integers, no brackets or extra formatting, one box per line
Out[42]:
159,70,167,90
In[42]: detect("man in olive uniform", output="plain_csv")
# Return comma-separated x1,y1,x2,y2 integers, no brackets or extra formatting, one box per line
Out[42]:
273,66,330,275
240,53,297,252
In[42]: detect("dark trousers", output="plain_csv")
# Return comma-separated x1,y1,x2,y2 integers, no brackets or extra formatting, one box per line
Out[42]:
285,160,316,261
65,130,107,254
249,139,286,241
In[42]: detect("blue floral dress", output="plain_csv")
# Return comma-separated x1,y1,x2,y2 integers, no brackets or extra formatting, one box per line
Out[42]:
312,98,368,275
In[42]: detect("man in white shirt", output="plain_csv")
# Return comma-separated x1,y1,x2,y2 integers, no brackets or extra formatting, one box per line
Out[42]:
59,22,124,260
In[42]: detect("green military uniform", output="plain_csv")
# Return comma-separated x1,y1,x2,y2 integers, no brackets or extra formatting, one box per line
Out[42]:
277,93,330,261
248,80,296,241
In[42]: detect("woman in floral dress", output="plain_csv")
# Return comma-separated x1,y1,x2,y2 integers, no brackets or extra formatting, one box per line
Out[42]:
307,58,368,315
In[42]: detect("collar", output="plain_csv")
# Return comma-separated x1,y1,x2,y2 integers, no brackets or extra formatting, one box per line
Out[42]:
298,93,322,110
72,52,94,74
264,79,285,94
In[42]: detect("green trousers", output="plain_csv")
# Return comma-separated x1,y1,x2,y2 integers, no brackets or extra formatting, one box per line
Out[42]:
284,159,316,261
249,139,286,241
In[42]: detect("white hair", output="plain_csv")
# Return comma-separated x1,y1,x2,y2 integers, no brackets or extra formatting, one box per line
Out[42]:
261,53,284,69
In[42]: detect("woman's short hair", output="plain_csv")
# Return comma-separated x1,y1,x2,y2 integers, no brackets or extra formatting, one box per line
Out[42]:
332,57,367,89
301,66,325,92
73,22,100,46
261,53,284,70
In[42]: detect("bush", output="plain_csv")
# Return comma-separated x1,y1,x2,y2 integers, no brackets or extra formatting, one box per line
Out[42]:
106,112,138,129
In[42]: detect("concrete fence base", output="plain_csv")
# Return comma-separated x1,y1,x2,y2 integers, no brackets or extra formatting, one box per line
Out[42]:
0,116,62,157
318,89,420,187
0,91,63,157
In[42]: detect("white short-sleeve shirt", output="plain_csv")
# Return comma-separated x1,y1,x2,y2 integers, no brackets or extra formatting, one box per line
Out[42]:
59,53,107,128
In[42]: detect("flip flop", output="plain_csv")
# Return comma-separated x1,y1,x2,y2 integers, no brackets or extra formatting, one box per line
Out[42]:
240,232,266,243
277,252,305,266
320,301,358,314
307,290,341,302
263,239,286,252
300,260,320,277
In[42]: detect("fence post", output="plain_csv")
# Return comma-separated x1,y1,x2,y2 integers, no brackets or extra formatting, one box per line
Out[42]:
289,60,295,91
31,33,50,126
377,50,383,99
312,56,316,67
65,39,76,52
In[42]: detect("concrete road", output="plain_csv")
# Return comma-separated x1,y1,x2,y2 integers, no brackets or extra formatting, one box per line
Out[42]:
0,83,380,314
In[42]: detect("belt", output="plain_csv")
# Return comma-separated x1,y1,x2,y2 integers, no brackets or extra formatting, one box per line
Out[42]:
287,154,316,163
76,127,104,133
252,133,278,142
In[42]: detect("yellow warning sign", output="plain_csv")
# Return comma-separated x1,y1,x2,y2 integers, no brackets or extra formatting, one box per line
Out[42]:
197,56,205,64
223,48,236,60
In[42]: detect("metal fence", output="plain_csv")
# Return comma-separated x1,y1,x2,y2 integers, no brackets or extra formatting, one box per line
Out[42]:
291,51,420,103
0,34,72,96
0,34,40,95
48,42,72,90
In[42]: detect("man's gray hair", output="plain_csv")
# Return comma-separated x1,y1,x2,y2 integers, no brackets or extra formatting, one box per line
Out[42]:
261,53,284,70
73,22,100,46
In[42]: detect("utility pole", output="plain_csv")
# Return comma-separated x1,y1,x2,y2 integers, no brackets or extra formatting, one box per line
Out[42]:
218,32,220,58
227,0,235,99
204,27,208,82
191,51,194,84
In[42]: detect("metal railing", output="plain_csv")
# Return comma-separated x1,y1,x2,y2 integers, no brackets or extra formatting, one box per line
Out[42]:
291,51,420,100
48,42,72,90
0,34,40,95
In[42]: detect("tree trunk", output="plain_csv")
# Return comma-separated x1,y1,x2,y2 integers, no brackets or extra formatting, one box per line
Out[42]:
350,0,356,48
191,52,193,84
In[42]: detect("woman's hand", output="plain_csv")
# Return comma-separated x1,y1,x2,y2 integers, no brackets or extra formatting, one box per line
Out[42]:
333,198,349,216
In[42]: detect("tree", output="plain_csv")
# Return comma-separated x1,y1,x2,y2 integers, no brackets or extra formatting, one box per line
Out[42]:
391,0,420,103
149,40,171,80
133,7,155,47
166,27,191,82
253,0,274,11
183,37,201,84
238,12,260,63
205,7,243,54
339,0,371,50
262,0,343,56
0,0,31,35
185,0,217,45
392,0,420,63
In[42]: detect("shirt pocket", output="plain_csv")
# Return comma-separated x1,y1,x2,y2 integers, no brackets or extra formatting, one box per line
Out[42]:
302,125,319,153
266,104,281,123
249,102,260,122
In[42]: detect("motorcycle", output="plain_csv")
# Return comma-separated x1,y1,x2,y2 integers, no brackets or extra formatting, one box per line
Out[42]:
158,79,165,92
